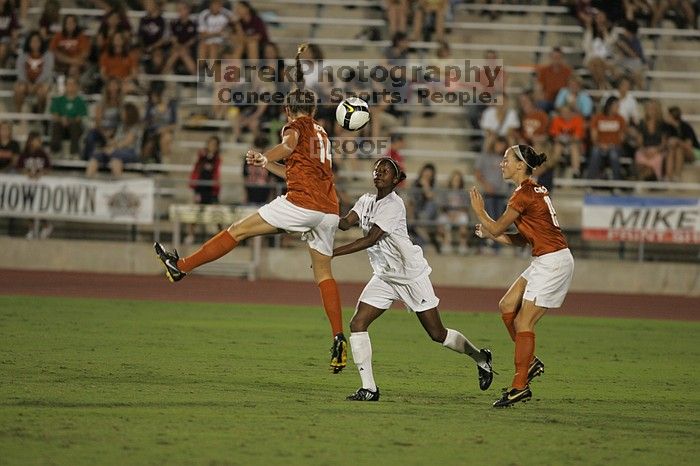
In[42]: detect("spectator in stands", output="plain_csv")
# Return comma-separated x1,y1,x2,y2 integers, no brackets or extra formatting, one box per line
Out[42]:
632,99,671,181
230,1,268,60
386,0,409,37
613,20,646,90
603,76,641,125
197,0,233,60
409,163,440,251
95,4,132,53
582,9,616,89
412,0,448,42
385,133,406,174
0,121,20,172
549,103,585,179
19,131,53,239
480,94,520,149
231,72,273,143
138,0,168,73
474,135,511,254
186,135,222,244
587,96,627,180
100,31,139,94
84,78,123,161
651,0,697,28
85,103,142,178
300,43,334,130
50,15,91,78
437,170,470,255
535,47,572,113
38,0,60,43
14,31,54,113
0,0,20,68
385,31,409,63
242,135,274,206
554,75,594,118
665,106,700,181
49,77,88,157
142,87,177,163
164,1,198,75
518,91,550,156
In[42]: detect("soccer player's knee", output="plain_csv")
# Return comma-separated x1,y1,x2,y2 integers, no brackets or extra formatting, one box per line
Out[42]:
499,297,516,314
349,315,367,333
429,329,445,343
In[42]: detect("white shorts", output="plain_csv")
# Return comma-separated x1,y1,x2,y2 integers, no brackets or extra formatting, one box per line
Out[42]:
258,195,339,256
521,248,575,308
358,274,440,313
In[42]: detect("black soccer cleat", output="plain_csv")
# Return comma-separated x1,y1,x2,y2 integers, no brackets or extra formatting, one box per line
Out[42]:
154,242,186,282
346,387,380,401
492,386,532,408
477,348,494,391
330,332,347,374
528,356,545,383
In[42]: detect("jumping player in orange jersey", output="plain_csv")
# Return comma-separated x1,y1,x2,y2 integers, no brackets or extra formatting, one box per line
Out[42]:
154,44,348,374
469,144,575,408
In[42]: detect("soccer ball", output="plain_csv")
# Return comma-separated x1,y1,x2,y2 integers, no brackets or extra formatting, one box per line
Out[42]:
336,97,370,131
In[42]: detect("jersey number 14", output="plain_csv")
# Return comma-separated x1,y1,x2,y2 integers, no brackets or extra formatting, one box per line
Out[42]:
543,195,560,228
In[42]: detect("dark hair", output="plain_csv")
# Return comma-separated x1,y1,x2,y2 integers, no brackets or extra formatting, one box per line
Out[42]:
238,1,258,18
512,144,547,174
207,135,221,150
107,31,130,57
253,135,269,149
23,31,46,54
390,133,404,143
669,106,682,120
416,163,436,187
374,157,407,185
603,96,619,115
24,131,42,154
392,31,408,47
621,19,639,34
61,14,82,38
285,43,317,117
122,102,140,127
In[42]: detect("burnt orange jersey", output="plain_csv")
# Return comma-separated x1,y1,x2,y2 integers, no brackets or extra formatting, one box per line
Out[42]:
282,116,339,214
508,178,568,256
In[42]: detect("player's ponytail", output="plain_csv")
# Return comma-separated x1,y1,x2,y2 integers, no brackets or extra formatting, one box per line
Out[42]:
285,43,317,117
512,144,547,174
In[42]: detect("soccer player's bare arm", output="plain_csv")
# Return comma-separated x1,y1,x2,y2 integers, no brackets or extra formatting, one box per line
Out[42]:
247,129,299,167
333,224,384,257
338,211,359,231
265,162,286,179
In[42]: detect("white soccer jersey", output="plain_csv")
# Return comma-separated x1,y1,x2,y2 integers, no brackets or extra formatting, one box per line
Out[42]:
351,192,431,284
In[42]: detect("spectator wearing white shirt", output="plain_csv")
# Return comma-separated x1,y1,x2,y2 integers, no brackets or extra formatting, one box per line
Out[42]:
197,0,233,60
480,93,520,149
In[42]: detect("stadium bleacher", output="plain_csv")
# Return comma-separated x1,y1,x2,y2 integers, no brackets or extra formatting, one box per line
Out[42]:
1,0,698,262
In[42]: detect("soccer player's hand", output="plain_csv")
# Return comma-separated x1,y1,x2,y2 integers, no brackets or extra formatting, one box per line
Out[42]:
246,150,267,167
469,186,485,213
475,224,494,240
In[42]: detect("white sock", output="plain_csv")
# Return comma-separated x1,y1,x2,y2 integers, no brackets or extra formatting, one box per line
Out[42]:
350,332,377,392
442,328,487,367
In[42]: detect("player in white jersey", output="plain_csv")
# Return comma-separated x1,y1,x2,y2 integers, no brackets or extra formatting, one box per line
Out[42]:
333,158,494,401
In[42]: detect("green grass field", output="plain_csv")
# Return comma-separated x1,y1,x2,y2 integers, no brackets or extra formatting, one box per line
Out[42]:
0,295,698,466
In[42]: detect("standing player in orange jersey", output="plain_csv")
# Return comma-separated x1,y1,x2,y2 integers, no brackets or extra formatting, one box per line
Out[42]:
154,44,348,374
469,144,575,407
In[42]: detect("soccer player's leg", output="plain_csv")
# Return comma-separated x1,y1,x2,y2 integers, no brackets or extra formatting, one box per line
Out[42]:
499,276,527,342
416,307,494,391
346,300,387,401
493,300,546,408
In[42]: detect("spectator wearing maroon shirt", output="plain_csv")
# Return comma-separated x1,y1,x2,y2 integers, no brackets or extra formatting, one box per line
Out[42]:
587,96,627,180
231,1,268,60
535,47,572,113
0,0,20,67
164,1,198,75
50,15,91,77
14,31,54,113
19,131,53,239
186,135,223,244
